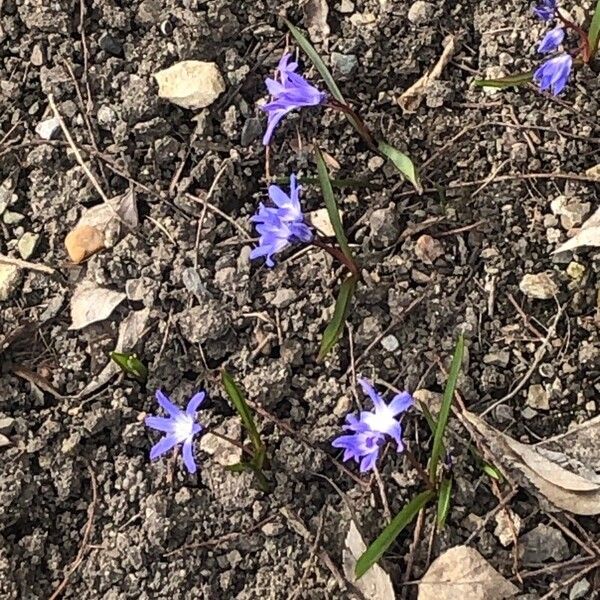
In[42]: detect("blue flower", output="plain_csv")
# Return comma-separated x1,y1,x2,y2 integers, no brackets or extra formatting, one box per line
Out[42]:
145,390,205,474
332,378,413,472
534,53,572,95
250,173,313,267
261,52,327,145
538,26,565,53
533,0,557,21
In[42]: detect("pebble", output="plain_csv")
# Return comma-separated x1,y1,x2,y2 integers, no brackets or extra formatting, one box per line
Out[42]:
483,350,510,368
494,510,521,547
261,521,285,537
125,277,151,301
64,225,105,263
369,206,400,248
199,418,242,466
98,32,123,57
30,44,44,66
0,264,22,301
367,156,385,171
97,105,117,127
35,117,60,140
407,1,435,25
154,61,225,110
0,417,15,435
519,273,558,300
240,117,262,147
413,389,442,414
339,0,355,12
334,395,352,417
526,384,549,411
17,232,39,260
270,288,296,309
521,407,538,420
566,261,585,281
569,578,591,600
550,196,590,230
520,524,570,563
0,434,11,448
381,334,399,352
414,234,444,264
331,52,358,77
3,211,25,225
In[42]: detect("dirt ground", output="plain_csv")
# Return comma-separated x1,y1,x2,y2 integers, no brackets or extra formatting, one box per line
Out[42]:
1,0,600,598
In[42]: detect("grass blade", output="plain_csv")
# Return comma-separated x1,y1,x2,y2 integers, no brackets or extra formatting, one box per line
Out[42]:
355,490,435,578
473,71,533,89
378,141,422,193
318,275,357,361
315,145,353,260
110,352,147,383
428,334,464,480
222,369,264,458
482,462,504,481
589,0,600,56
436,477,453,529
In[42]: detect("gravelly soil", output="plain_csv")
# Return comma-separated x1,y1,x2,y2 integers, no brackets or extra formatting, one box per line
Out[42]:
1,0,600,598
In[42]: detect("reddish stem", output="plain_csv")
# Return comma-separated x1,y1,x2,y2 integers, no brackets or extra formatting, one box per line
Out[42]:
557,10,590,62
311,237,360,278
326,98,378,151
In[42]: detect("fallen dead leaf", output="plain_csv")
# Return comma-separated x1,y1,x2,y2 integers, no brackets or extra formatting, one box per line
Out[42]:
463,410,600,515
304,0,330,43
418,545,519,599
77,308,150,398
398,35,457,113
308,207,340,237
518,272,558,300
414,234,445,264
553,206,600,254
342,522,395,600
70,281,126,330
64,225,105,263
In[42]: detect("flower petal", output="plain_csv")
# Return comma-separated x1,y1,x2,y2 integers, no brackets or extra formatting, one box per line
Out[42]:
145,416,175,433
149,434,179,460
359,450,380,472
182,439,197,474
358,377,386,411
155,389,181,418
186,391,205,416
389,392,413,415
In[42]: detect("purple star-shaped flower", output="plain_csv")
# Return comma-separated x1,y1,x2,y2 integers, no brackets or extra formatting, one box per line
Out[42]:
534,53,572,95
261,52,327,145
533,0,557,21
538,26,565,53
250,173,313,267
332,378,413,472
145,390,205,474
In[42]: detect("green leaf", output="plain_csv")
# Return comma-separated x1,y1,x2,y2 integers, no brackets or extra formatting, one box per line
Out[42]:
428,335,464,481
226,460,271,492
589,0,600,56
318,275,357,361
110,352,147,383
315,145,353,260
222,369,264,458
436,477,453,529
378,141,422,194
482,462,504,481
355,490,435,578
417,400,438,438
473,71,534,89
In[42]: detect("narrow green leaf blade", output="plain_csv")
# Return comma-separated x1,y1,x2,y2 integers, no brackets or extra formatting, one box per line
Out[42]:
110,352,147,382
315,145,352,260
284,18,345,103
482,462,504,481
377,141,422,194
318,275,357,361
222,369,263,455
429,335,464,480
473,71,533,89
355,490,435,578
589,0,600,56
436,477,453,529
417,400,438,438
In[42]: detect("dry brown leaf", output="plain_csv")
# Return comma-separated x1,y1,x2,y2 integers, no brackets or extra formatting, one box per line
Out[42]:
64,225,105,263
463,410,600,515
418,546,519,599
70,281,126,330
77,308,150,397
343,522,395,600
553,206,600,254
398,35,457,113
304,0,330,43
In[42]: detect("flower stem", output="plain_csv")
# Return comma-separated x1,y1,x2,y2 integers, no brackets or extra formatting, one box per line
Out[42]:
326,98,379,151
311,237,360,278
557,10,590,62
405,448,436,491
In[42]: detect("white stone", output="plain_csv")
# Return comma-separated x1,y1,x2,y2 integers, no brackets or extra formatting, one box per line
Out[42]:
0,264,21,301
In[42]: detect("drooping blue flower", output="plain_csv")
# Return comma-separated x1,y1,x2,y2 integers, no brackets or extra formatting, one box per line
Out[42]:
145,390,205,474
534,53,573,95
250,173,313,267
261,52,327,145
538,26,565,53
533,0,557,21
332,378,413,472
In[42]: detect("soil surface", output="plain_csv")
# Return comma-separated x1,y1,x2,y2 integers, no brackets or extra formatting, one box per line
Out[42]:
1,0,600,598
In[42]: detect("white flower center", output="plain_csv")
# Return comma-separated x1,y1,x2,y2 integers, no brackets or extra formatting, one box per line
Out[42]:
173,414,194,441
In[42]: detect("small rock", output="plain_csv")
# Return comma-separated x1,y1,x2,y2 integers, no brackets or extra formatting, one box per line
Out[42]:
98,32,123,57
270,288,296,309
566,261,585,281
483,350,510,368
17,232,39,259
519,273,559,300
381,334,399,352
413,389,442,414
407,1,435,25
494,510,521,547
550,196,590,230
240,117,262,147
35,117,60,140
339,0,355,13
414,234,444,264
136,0,162,25
125,277,151,301
30,44,44,66
369,206,400,248
199,418,242,466
261,521,285,537
526,384,549,411
521,407,538,420
64,225,105,263
0,417,15,435
154,61,225,110
3,211,25,225
570,578,591,600
308,207,338,237
331,52,358,77
585,400,596,413
334,395,352,417
520,524,571,563
367,156,385,171
178,302,230,343
0,264,22,301
97,105,117,127
0,434,11,448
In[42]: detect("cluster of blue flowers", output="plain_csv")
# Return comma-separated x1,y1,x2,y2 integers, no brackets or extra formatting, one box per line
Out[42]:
332,378,413,472
533,0,572,95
